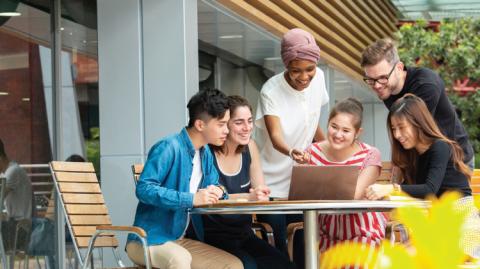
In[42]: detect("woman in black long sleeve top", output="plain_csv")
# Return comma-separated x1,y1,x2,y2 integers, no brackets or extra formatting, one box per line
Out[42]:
403,139,471,198
365,94,472,199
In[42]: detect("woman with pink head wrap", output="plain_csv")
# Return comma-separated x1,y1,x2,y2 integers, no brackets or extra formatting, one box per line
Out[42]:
281,28,321,68
254,28,329,266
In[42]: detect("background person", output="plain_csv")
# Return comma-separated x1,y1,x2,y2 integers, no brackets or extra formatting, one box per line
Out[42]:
254,28,329,264
361,38,474,169
204,95,294,269
0,138,33,253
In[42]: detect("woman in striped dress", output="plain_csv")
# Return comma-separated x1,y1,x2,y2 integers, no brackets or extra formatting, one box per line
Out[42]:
305,98,387,255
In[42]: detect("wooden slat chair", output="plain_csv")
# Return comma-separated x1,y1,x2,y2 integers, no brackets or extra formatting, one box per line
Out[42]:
471,169,480,197
131,164,143,185
376,162,409,244
131,164,275,246
50,161,152,269
378,161,395,184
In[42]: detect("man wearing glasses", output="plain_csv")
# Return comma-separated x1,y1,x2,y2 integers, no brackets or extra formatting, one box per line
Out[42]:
361,38,474,169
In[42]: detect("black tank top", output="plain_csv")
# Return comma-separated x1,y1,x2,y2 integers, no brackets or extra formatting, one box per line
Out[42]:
203,146,253,241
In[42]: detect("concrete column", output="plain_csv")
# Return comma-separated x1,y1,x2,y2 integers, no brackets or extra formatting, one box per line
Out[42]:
97,0,198,265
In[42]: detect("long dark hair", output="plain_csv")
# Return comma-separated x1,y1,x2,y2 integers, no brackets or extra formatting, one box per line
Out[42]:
387,94,471,184
210,95,252,155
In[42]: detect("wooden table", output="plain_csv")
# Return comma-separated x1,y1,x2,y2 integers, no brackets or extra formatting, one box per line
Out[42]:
192,199,429,269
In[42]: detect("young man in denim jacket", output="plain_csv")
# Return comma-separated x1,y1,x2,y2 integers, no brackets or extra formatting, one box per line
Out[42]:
126,89,243,269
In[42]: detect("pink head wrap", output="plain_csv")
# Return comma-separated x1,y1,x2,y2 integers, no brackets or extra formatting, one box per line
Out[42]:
281,28,320,67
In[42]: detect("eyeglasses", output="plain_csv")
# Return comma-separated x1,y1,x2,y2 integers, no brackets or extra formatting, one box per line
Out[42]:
363,62,398,86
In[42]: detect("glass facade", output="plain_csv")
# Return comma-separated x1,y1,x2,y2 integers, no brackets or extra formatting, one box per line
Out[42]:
0,0,98,268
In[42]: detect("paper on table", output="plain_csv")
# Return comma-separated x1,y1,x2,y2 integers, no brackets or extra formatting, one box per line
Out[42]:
386,195,418,201
216,198,250,204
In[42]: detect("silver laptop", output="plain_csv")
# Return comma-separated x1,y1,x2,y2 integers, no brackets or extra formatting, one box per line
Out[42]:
288,165,360,200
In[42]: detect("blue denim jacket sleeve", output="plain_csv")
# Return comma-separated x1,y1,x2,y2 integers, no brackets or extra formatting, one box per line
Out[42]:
135,140,194,209
202,146,220,187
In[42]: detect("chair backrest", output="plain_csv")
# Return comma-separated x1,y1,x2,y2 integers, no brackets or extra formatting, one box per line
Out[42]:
50,161,118,251
132,164,144,185
471,169,480,196
377,161,394,184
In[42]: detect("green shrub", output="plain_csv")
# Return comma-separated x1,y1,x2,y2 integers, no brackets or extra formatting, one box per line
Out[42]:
86,127,100,178
396,18,480,160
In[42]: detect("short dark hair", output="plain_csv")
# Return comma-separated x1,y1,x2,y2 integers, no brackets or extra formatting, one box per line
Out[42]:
65,154,85,162
0,138,6,158
187,89,229,128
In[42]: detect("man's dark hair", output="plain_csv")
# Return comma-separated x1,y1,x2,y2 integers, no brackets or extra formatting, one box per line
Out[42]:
187,89,229,128
65,154,86,162
0,138,6,158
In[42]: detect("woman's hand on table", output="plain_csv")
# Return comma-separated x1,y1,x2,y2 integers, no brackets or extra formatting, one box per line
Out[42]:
249,185,271,201
365,184,394,200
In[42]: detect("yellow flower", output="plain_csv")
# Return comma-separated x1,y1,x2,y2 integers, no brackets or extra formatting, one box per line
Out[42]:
320,243,379,269
320,192,473,269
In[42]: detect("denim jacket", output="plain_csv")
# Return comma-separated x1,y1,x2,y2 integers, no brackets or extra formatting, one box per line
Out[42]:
127,128,219,245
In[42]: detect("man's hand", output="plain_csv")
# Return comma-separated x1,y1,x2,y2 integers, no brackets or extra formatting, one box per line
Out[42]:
365,184,394,200
193,188,220,206
249,185,270,201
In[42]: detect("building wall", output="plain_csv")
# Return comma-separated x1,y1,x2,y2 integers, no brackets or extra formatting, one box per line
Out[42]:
98,0,198,265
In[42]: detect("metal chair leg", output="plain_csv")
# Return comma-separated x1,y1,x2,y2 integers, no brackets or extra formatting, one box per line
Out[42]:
35,256,42,269
23,255,28,269
8,254,15,269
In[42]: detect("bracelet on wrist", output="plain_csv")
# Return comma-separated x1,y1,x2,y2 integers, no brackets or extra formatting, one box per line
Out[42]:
217,185,229,200
288,148,294,159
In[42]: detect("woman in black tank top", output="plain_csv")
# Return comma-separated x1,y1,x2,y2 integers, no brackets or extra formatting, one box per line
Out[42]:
205,96,295,269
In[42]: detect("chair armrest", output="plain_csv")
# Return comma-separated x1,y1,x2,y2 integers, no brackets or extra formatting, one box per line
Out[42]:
252,221,275,246
287,222,303,235
96,225,147,238
252,221,273,234
287,222,304,262
83,225,151,269
386,220,409,244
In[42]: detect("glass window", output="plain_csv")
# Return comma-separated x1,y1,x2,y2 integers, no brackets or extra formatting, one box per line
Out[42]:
0,0,99,268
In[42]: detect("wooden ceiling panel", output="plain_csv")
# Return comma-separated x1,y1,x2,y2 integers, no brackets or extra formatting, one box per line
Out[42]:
217,0,398,82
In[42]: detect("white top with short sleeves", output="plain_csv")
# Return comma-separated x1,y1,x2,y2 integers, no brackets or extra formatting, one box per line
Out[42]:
254,67,329,198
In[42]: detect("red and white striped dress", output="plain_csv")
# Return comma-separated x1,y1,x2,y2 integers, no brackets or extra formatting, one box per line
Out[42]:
306,142,387,254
